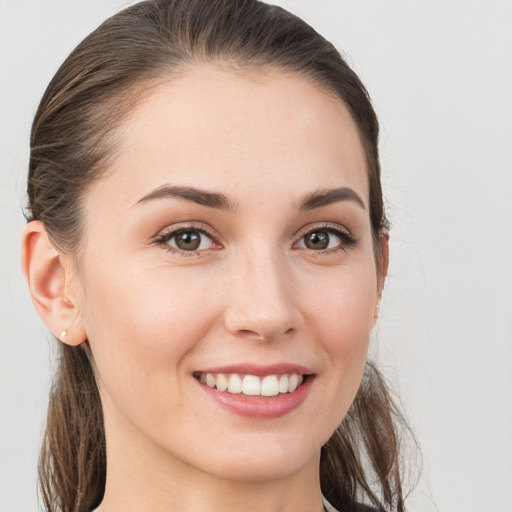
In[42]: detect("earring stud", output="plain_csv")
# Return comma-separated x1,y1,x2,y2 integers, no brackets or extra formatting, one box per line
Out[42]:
60,329,68,339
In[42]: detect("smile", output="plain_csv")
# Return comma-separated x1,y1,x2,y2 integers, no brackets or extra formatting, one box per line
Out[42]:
194,372,305,397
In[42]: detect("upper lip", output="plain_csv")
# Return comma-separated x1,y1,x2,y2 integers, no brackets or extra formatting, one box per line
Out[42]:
195,363,314,376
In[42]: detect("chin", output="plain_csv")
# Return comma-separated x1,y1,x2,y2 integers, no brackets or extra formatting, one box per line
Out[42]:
182,431,323,483
208,452,317,483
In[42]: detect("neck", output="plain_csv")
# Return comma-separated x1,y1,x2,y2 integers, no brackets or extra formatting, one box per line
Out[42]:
98,412,325,512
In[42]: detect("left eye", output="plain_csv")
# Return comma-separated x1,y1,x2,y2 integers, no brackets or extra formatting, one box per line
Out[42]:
163,229,214,251
295,228,350,251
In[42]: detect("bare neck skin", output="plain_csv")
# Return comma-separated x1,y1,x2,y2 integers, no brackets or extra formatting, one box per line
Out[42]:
97,402,324,512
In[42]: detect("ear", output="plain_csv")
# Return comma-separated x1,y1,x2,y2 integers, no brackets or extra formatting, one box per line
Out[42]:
21,221,87,346
374,230,389,321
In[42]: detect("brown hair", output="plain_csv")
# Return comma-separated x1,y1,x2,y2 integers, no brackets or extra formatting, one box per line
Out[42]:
27,1,415,510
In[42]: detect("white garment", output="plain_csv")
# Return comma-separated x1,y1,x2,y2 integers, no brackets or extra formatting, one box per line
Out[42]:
322,495,341,512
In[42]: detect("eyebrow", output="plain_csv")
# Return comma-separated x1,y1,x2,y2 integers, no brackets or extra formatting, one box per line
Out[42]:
297,187,366,211
135,184,365,212
135,185,237,212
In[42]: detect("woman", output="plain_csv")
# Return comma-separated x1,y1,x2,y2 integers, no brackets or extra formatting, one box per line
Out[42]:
21,0,411,511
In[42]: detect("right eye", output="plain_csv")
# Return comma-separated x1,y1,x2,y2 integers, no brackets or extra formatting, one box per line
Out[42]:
156,227,217,254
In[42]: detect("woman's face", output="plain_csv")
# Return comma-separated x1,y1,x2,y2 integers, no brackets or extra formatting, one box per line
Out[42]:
74,67,383,482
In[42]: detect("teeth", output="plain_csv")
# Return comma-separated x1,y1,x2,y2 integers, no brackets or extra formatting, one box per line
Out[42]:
216,373,228,392
289,374,299,392
261,375,279,396
228,374,243,394
278,375,289,393
198,372,306,396
242,375,260,395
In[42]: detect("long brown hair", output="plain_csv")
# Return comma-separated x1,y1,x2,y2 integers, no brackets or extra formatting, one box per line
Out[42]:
28,1,415,510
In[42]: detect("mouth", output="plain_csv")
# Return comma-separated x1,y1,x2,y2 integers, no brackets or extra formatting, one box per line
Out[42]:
193,371,308,397
193,363,315,418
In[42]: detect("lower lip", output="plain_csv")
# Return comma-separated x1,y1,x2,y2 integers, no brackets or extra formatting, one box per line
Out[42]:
196,376,314,418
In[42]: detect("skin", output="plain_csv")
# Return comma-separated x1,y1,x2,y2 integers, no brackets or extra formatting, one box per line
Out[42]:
22,67,387,512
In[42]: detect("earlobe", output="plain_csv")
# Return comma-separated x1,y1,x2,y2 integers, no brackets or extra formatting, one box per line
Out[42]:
21,221,86,346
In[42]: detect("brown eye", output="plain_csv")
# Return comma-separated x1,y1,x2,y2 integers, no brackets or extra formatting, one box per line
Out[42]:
295,226,356,252
175,231,201,250
303,231,330,250
162,228,215,252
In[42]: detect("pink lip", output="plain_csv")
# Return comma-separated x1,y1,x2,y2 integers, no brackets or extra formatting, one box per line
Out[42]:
196,363,314,377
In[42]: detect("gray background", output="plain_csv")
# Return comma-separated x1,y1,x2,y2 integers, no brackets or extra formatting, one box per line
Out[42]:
1,1,511,511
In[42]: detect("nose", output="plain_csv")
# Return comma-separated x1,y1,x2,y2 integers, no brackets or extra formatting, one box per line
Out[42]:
223,250,303,342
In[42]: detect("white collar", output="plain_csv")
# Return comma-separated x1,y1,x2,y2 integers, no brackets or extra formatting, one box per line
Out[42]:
322,495,341,512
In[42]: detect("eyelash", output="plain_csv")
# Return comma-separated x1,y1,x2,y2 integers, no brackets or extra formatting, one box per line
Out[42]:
154,223,218,257
295,223,357,255
154,222,357,256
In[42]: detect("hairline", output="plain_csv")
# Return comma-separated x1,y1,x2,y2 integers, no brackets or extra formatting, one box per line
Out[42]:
68,61,380,271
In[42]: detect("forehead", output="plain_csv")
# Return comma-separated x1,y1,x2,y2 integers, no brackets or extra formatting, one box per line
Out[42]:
87,66,369,211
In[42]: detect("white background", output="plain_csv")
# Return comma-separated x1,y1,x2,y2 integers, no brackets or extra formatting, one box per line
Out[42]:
1,1,511,511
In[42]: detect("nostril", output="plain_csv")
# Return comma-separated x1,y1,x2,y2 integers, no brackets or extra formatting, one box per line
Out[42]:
235,327,296,342
239,329,268,341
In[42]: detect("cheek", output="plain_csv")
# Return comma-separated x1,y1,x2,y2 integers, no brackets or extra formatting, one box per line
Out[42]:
76,257,217,404
302,258,378,396
303,256,378,342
